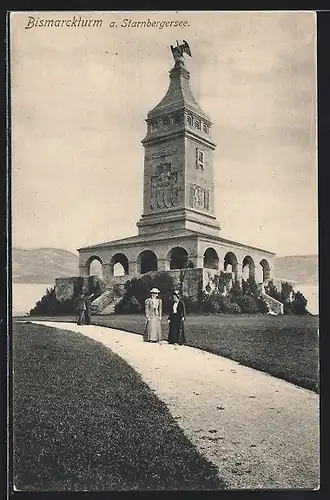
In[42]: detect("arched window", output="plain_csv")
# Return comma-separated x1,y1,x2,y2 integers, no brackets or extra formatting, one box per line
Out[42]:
110,253,129,277
86,256,103,277
224,252,238,274
137,250,158,274
242,256,255,279
203,248,219,270
187,115,192,126
167,247,189,270
195,120,201,130
203,123,208,134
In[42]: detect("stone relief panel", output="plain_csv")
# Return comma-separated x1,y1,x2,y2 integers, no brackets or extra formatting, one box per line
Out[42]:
150,162,178,210
190,183,210,211
151,147,177,160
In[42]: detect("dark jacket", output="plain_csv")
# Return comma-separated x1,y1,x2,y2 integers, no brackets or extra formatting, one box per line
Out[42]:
168,300,185,320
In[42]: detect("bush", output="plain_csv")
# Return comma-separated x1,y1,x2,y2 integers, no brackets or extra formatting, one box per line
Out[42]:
115,272,176,315
87,275,107,299
219,296,242,314
114,296,142,314
242,277,259,297
291,291,309,315
236,295,260,314
264,280,282,302
29,287,76,316
255,296,269,314
265,280,309,315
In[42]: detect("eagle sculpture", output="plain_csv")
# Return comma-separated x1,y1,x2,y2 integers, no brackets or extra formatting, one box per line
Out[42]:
170,40,192,62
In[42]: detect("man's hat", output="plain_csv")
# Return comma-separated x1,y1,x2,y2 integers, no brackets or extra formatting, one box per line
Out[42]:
150,288,160,294
173,290,180,296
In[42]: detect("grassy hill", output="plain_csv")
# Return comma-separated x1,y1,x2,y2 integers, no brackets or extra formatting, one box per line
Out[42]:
274,255,318,286
13,248,79,284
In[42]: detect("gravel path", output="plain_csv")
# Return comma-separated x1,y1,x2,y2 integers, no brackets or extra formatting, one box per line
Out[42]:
32,321,319,490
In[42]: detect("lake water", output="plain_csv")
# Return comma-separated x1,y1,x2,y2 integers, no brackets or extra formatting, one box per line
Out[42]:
12,283,54,316
12,282,319,317
297,284,319,316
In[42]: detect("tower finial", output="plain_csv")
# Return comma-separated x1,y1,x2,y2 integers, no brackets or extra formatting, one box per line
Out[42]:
170,40,192,65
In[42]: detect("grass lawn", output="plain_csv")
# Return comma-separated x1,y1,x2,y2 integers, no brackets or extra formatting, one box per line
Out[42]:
12,321,225,491
20,313,319,393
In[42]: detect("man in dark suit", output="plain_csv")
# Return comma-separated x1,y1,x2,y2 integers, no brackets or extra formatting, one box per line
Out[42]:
84,293,95,325
167,290,186,345
74,293,86,325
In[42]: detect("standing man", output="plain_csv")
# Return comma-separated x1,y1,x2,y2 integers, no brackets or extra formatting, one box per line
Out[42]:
168,290,186,345
75,292,86,326
84,293,95,325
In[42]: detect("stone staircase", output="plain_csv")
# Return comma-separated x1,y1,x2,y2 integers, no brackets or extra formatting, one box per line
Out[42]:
258,282,284,315
261,292,284,315
91,284,125,315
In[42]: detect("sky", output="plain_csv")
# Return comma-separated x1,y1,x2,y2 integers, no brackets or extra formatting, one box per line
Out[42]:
11,11,317,257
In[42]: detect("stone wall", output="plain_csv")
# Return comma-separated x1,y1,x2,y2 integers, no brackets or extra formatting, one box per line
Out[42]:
55,277,85,301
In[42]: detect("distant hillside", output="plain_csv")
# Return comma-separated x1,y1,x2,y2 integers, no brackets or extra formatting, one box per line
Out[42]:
274,255,318,286
13,248,79,284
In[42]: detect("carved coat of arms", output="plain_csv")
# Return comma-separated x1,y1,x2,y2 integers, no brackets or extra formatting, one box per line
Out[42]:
150,163,178,210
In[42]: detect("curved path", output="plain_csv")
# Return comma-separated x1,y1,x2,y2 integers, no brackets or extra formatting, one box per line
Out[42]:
32,321,319,490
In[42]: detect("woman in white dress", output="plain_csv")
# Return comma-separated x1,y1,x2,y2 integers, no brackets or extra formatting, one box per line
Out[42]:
143,288,162,342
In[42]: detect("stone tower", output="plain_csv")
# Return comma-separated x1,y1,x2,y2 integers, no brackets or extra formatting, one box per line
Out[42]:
72,41,275,302
137,49,221,237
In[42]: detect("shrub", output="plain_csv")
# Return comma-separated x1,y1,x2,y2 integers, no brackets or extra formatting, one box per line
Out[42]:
291,291,309,315
230,277,243,299
115,272,176,315
29,287,76,316
255,296,269,314
265,280,309,315
183,296,200,314
87,275,107,299
242,277,259,296
114,296,142,314
236,295,260,314
264,280,282,302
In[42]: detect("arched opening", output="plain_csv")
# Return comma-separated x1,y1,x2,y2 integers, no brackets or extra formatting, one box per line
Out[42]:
86,256,103,277
260,259,271,283
110,253,129,277
167,247,189,270
224,252,238,274
203,248,219,270
242,255,255,280
137,250,158,274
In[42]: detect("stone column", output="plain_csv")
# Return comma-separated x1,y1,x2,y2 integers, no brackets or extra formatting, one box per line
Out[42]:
236,262,243,280
128,260,139,275
190,254,204,269
102,263,112,282
157,258,169,271
255,265,264,284
79,265,89,277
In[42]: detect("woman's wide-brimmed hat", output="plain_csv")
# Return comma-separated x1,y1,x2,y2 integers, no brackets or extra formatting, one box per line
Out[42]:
150,288,160,294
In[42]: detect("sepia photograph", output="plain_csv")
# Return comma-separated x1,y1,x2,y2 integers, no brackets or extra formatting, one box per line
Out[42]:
10,10,319,491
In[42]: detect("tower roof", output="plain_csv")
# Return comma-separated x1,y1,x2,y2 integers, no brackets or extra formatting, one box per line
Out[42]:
148,60,210,122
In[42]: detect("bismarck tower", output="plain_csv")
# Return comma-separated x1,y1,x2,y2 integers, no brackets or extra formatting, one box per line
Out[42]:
56,41,277,310
137,40,220,238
